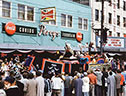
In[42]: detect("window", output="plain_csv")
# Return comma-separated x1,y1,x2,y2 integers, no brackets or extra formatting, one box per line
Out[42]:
18,4,25,20
78,17,88,30
117,15,120,26
123,17,126,27
123,1,126,11
78,17,82,29
27,6,34,21
2,1,11,17
117,33,120,37
83,19,88,30
95,9,99,21
109,0,112,6
108,13,112,24
109,31,112,37
61,14,66,26
67,15,72,27
117,0,120,9
61,14,72,28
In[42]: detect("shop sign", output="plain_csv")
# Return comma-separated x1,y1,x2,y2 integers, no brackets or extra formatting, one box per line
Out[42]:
5,22,16,35
41,7,56,21
76,32,83,42
38,25,59,41
61,31,76,39
105,38,124,48
61,31,83,42
2,23,37,35
97,37,124,48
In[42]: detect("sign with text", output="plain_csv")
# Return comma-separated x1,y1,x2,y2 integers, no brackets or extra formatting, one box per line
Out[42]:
97,37,125,48
2,23,37,35
61,31,83,42
41,7,56,21
61,31,76,39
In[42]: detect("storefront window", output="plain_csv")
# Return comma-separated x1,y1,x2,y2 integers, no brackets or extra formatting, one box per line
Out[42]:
18,4,25,20
27,6,34,21
2,1,11,18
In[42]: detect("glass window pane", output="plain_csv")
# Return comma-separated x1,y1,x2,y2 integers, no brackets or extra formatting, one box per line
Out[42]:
18,4,25,20
68,15,72,27
61,14,66,26
2,1,10,17
78,17,82,29
27,7,34,21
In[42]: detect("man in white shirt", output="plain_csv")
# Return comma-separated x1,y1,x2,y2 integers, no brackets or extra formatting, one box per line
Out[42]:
51,73,62,96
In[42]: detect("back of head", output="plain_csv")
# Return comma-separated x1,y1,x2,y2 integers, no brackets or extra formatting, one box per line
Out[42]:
109,71,113,76
4,76,15,84
36,71,42,77
28,73,34,79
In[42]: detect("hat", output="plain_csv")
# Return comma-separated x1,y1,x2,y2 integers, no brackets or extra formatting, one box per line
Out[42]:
84,72,88,76
4,76,15,84
38,70,43,74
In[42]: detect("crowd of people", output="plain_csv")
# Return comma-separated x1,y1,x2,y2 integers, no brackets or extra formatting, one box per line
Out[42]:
0,54,125,96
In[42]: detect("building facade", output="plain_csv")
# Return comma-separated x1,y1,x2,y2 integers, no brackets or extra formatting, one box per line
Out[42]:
72,0,126,52
0,0,91,51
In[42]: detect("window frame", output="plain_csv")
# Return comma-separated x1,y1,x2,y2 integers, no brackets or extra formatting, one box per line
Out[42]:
27,6,34,21
2,1,11,18
78,17,88,31
108,13,112,24
18,4,25,20
95,9,99,21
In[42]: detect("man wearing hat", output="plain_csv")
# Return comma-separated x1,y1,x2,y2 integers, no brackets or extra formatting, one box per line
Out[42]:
4,76,23,96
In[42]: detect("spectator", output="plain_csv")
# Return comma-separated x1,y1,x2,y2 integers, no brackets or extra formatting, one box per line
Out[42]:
82,72,89,96
107,71,116,96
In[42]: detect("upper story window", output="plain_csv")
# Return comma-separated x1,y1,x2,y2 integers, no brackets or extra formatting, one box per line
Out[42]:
117,15,120,26
61,14,66,26
117,32,120,37
68,15,72,27
27,6,34,21
109,0,112,6
2,1,11,18
123,1,126,11
18,4,25,20
123,17,126,27
78,17,82,29
109,31,112,37
18,4,34,21
61,14,72,28
83,19,88,30
95,9,99,21
108,13,112,24
78,17,88,30
117,0,120,9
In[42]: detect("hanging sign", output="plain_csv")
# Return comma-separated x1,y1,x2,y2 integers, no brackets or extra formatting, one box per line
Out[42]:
5,22,16,35
76,32,83,42
2,23,37,35
41,7,56,21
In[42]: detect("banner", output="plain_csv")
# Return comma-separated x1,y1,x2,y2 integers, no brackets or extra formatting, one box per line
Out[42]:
41,7,56,21
41,59,65,75
89,63,110,70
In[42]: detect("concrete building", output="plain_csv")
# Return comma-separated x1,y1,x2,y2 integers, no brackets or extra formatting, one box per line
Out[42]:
72,0,126,52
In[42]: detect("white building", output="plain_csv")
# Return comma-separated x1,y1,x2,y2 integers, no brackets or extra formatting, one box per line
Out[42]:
72,0,126,47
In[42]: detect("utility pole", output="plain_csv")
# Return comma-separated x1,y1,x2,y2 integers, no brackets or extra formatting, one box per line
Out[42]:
100,0,104,54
